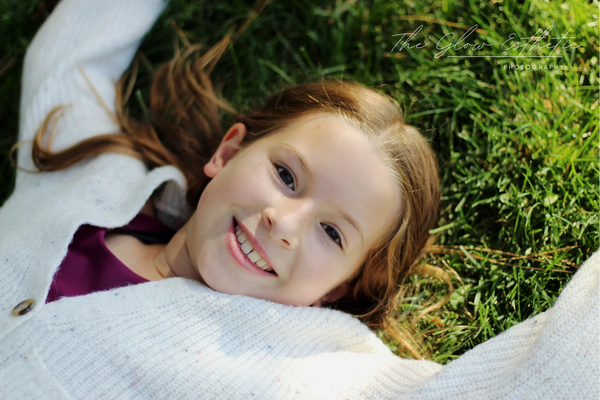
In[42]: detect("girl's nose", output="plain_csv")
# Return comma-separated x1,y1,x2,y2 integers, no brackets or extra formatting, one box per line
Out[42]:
262,201,311,250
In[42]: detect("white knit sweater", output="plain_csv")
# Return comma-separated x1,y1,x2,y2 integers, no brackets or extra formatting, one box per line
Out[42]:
1,0,598,398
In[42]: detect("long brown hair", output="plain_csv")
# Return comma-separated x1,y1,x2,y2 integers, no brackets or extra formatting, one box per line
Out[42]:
24,35,440,358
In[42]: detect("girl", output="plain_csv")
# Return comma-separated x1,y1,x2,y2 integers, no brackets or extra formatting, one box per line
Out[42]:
1,0,597,399
18,1,441,339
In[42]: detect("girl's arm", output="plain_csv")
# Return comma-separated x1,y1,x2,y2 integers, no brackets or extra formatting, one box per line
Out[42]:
17,0,167,171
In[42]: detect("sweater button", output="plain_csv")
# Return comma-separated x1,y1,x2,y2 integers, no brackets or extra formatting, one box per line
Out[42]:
11,299,36,316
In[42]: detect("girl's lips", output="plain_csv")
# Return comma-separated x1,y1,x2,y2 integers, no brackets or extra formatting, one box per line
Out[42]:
227,218,277,277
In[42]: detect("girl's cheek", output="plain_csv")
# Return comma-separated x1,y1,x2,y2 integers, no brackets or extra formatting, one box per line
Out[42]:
222,164,263,198
236,163,273,201
303,239,334,276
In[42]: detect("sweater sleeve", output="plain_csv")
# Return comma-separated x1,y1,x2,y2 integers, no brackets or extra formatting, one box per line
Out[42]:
17,0,168,171
406,250,599,400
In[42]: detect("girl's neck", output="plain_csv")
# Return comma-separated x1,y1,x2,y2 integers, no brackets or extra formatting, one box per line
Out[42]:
104,198,203,283
160,226,204,283
104,227,203,283
104,233,169,281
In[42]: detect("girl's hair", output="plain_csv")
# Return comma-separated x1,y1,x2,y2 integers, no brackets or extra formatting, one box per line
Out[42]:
26,36,440,358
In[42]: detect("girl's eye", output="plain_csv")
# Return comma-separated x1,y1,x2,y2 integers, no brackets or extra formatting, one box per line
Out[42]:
321,223,342,248
276,164,295,191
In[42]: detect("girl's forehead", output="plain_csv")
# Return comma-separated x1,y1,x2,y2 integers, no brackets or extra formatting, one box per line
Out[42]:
266,113,368,147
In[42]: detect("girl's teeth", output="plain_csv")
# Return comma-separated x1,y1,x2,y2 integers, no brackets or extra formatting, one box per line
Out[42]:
240,241,253,255
235,223,273,273
247,251,261,263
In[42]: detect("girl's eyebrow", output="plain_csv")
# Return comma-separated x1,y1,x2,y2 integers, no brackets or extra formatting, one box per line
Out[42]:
280,143,312,179
339,209,364,247
279,143,365,247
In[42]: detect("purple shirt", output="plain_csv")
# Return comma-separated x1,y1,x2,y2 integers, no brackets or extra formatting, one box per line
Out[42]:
46,213,175,303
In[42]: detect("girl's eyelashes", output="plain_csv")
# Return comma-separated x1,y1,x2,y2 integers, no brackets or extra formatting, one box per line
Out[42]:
321,223,343,249
275,163,296,191
273,161,343,249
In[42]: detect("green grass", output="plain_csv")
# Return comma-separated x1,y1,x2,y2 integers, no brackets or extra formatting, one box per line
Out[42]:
1,0,598,364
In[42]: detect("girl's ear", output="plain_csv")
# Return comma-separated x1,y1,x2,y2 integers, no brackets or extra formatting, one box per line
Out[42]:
311,283,350,307
204,123,247,178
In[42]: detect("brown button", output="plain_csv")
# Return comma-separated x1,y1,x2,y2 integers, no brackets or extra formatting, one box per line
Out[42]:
11,299,36,316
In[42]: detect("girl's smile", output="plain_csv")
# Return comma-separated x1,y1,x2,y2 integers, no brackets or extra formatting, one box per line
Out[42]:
163,113,402,307
229,217,277,276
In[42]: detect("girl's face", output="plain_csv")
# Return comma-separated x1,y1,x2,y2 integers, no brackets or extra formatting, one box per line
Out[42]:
184,114,401,306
